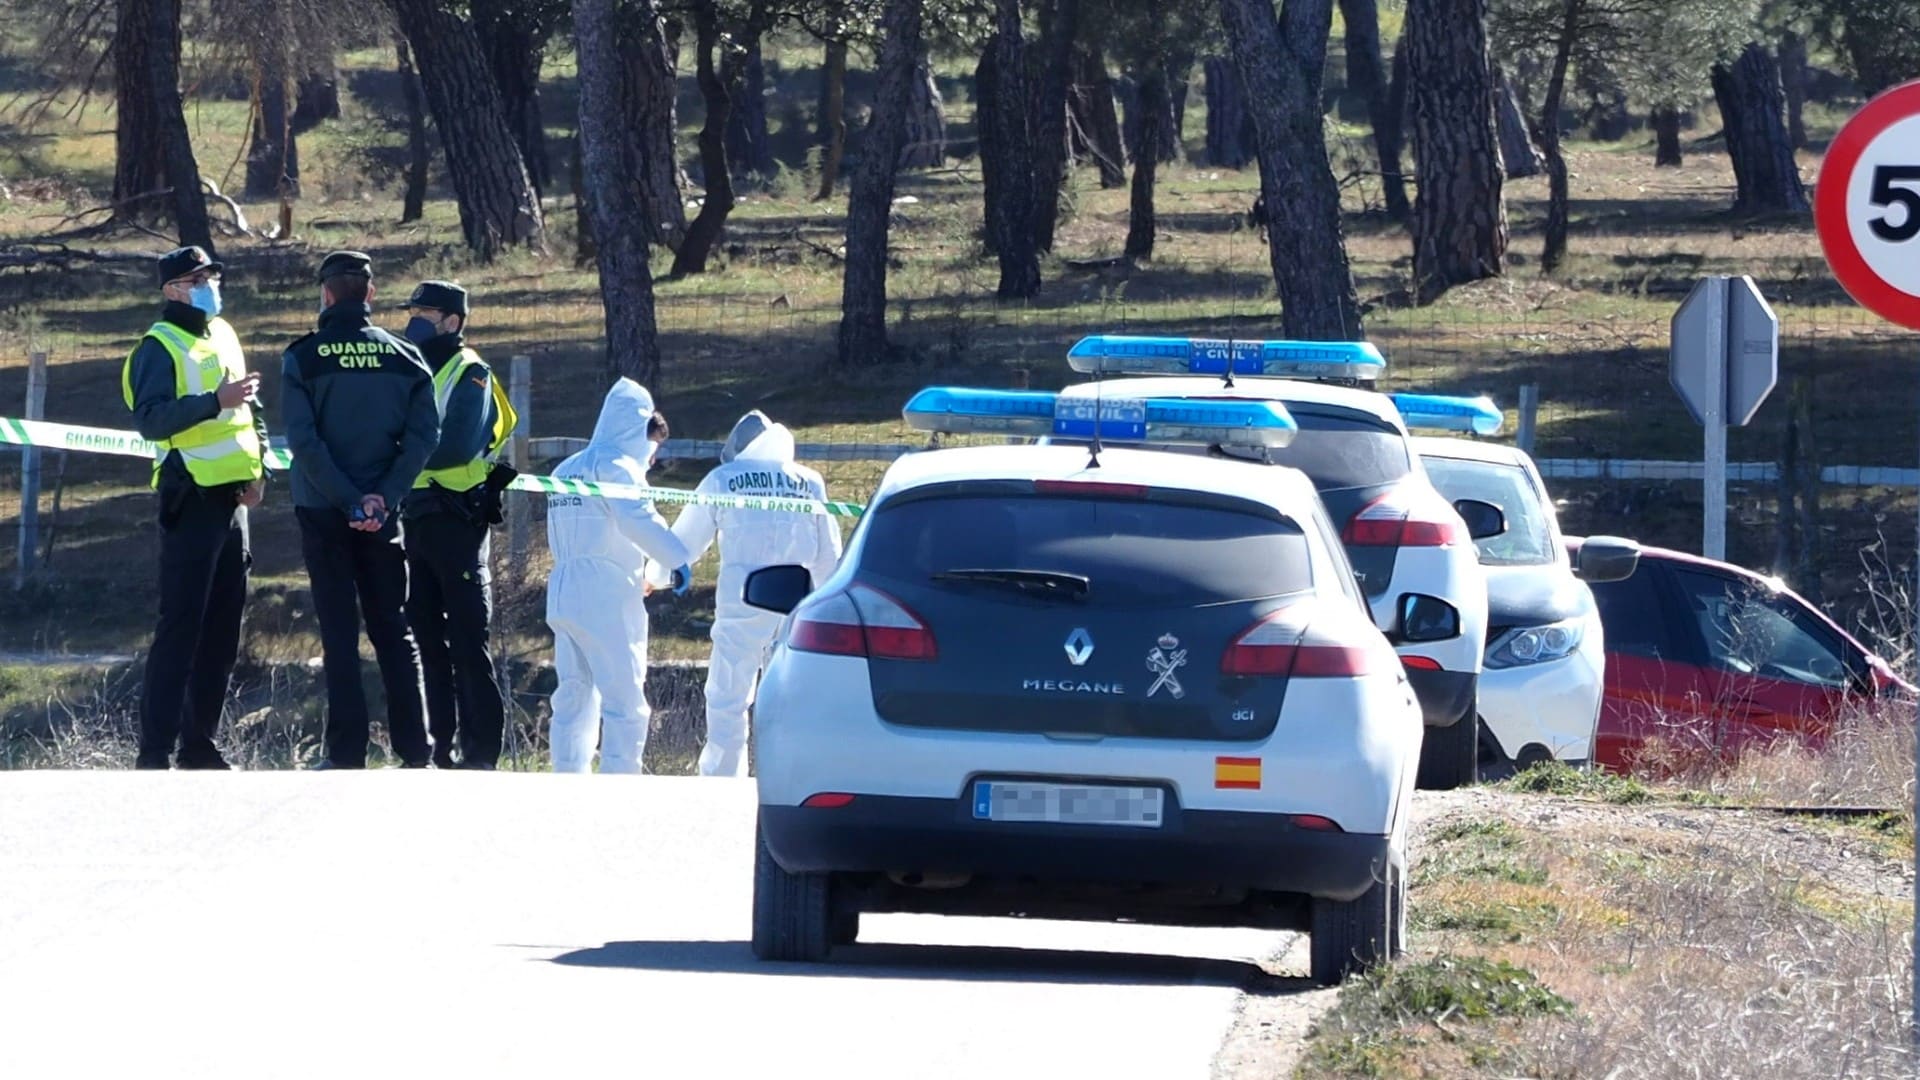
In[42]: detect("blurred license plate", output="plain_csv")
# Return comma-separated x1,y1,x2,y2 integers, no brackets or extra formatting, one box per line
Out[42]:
971,781,1164,828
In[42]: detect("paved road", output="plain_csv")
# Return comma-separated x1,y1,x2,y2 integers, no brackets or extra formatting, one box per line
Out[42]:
0,773,1304,1079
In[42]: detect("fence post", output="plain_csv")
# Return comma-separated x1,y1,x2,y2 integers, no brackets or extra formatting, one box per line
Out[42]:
1515,384,1539,456
15,350,47,590
508,355,532,569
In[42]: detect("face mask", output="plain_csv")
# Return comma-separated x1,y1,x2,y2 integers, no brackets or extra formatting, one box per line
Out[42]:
404,316,440,344
188,281,222,317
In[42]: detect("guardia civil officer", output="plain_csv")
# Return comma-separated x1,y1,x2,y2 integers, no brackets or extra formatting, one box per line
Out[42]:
123,245,269,770
398,281,518,770
282,251,441,769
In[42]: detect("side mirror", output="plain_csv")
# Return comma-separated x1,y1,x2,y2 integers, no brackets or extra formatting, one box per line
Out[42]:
743,564,815,615
1453,498,1506,541
1575,536,1641,583
1395,593,1461,644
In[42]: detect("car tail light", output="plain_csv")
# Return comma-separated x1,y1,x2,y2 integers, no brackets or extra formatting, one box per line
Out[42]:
1222,610,1373,678
1291,814,1344,832
1344,489,1458,548
1400,655,1442,671
788,584,937,661
1033,480,1149,498
802,793,857,808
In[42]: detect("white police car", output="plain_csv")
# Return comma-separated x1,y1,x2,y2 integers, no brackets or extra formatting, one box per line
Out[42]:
1412,437,1640,773
742,388,1422,986
1055,336,1505,790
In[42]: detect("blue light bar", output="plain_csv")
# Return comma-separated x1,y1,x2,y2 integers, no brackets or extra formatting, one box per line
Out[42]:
902,387,1297,448
1391,393,1504,436
1066,335,1386,381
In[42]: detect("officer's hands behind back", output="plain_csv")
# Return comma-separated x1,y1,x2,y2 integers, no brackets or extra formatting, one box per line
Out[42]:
216,372,261,410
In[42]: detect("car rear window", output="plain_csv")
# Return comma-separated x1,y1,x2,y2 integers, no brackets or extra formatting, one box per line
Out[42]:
1059,404,1411,491
858,493,1314,607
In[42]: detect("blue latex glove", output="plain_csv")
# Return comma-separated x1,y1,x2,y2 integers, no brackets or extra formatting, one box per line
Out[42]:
671,564,692,597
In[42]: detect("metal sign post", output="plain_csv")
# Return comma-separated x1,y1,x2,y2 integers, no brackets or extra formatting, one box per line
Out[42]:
1670,276,1778,561
1812,78,1920,1047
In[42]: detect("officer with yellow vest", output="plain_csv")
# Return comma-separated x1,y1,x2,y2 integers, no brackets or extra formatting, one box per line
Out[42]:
122,245,268,770
399,281,519,770
282,251,441,769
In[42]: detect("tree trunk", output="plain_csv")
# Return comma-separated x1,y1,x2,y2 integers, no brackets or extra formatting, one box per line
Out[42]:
619,1,688,248
245,23,298,201
1405,0,1506,304
838,0,925,365
1711,43,1810,215
1124,20,1169,261
1536,4,1575,275
397,36,431,223
1778,29,1808,151
386,0,545,259
724,30,774,180
571,128,594,266
899,50,947,169
1651,106,1682,167
976,51,1002,257
978,16,1043,301
137,0,214,252
1031,0,1078,253
670,5,734,276
1203,56,1254,168
1219,0,1363,339
292,58,340,135
471,0,552,197
1072,45,1126,187
1168,49,1193,159
112,0,167,219
1496,67,1541,179
1337,0,1408,220
815,39,849,200
575,0,665,385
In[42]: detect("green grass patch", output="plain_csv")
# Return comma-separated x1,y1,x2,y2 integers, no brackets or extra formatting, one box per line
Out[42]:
1500,761,1654,805
1414,818,1549,888
1299,956,1573,1079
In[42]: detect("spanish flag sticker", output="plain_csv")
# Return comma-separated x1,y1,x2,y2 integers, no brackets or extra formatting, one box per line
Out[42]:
1215,756,1261,790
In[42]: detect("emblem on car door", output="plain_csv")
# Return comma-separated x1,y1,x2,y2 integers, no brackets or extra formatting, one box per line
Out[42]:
1146,633,1187,699
1064,627,1094,666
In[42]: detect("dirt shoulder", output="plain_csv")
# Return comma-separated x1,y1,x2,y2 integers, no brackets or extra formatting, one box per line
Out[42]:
1215,782,1915,1079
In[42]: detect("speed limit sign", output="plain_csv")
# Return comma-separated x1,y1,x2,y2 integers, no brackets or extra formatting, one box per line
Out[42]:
1816,80,1920,327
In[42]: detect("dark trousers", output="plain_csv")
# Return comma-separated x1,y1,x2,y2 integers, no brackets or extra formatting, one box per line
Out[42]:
404,510,504,767
296,507,430,767
138,483,250,769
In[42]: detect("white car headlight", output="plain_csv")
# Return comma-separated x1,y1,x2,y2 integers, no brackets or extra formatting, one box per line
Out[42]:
1486,618,1584,668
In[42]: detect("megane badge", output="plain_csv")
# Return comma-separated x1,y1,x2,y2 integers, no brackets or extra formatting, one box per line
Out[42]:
1064,627,1094,666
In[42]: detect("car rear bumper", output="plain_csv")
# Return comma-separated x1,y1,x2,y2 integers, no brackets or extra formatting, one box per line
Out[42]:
1406,666,1476,727
759,796,1392,903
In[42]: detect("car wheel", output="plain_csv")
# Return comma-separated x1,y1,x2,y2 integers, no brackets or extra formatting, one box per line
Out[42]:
1310,869,1395,986
1416,713,1480,790
751,820,834,962
831,907,860,947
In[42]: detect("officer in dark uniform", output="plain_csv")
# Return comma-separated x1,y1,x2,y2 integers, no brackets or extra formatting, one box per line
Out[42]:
281,251,442,769
399,281,518,770
123,245,270,770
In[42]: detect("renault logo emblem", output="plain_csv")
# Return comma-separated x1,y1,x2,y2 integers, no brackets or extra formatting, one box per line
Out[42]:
1064,628,1094,666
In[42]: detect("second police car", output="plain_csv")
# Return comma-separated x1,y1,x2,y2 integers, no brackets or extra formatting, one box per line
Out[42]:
1053,336,1506,789
742,387,1423,985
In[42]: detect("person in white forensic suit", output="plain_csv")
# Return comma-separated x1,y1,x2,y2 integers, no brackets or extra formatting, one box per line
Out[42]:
660,410,842,777
545,378,691,774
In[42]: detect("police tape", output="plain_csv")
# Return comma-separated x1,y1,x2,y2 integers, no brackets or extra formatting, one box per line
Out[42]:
0,416,868,518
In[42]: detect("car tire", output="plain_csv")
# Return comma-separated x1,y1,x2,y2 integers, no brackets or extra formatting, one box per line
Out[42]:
1310,868,1395,986
832,907,860,947
751,820,834,963
1416,713,1480,790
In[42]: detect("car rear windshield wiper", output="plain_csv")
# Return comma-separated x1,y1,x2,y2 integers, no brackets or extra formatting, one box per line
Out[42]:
930,568,1091,600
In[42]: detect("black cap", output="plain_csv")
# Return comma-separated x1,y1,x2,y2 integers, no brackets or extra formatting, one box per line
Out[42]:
157,245,222,286
407,280,469,317
316,250,373,283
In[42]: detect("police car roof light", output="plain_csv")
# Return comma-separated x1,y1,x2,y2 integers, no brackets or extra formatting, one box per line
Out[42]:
1065,335,1387,381
902,387,1297,448
1390,393,1504,436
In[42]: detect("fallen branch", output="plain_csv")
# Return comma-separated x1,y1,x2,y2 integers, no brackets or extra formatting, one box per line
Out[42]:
0,241,163,273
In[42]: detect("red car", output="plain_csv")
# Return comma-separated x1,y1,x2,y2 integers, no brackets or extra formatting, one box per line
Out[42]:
1573,539,1913,774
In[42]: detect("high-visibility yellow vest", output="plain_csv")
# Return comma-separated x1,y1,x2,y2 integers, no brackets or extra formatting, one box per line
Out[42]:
414,347,519,493
119,318,264,489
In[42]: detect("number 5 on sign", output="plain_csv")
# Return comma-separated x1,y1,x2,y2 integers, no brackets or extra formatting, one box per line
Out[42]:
1812,77,1920,1054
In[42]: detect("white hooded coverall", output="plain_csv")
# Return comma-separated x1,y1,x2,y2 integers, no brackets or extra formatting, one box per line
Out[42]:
665,411,842,777
545,379,691,774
